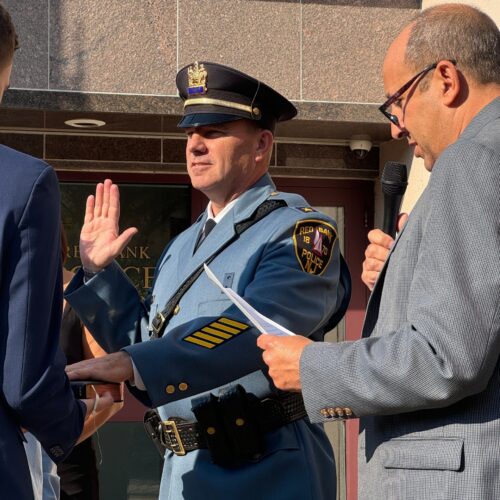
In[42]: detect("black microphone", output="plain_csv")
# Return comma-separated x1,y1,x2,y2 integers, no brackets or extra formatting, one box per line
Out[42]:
381,162,408,238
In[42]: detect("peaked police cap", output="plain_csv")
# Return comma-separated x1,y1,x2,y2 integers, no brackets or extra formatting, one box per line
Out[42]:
176,61,297,131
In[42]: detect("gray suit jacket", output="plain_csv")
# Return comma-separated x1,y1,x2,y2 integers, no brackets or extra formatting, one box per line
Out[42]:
301,97,500,499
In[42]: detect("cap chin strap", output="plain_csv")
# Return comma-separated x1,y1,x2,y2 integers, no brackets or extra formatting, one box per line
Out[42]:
184,97,261,119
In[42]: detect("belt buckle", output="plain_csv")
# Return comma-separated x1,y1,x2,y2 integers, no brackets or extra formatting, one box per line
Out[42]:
150,312,166,338
161,420,186,456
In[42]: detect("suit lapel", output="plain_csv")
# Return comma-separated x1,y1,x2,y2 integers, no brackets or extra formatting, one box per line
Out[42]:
361,218,410,338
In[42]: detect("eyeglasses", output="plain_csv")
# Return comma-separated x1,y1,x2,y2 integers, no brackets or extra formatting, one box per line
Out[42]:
379,60,457,129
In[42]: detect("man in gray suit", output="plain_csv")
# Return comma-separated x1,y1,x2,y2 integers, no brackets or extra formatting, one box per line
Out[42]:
258,4,500,498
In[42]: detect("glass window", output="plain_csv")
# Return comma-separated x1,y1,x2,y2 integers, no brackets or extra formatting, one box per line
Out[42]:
61,182,191,296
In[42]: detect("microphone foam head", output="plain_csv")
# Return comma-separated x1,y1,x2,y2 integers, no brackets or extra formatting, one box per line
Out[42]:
381,162,408,196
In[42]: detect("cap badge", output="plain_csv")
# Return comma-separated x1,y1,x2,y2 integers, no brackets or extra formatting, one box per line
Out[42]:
188,61,207,95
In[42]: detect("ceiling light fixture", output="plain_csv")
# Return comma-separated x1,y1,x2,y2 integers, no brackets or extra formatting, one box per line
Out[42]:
64,118,106,128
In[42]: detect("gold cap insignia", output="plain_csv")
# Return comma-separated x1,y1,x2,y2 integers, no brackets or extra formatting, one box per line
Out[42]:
188,61,207,96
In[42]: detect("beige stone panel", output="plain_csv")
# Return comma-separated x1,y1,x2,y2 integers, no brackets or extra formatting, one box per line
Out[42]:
5,0,49,89
178,0,301,100
49,0,177,95
302,4,418,103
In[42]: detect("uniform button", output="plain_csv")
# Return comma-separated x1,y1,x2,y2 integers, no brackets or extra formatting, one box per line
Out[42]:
207,427,216,435
166,385,175,394
173,305,180,315
235,418,245,427
178,382,188,391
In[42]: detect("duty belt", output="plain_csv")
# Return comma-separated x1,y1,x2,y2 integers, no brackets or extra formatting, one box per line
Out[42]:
144,392,307,457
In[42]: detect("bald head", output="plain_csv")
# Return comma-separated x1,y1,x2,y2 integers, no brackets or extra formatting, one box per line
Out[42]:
380,3,500,170
383,25,412,89
404,4,500,86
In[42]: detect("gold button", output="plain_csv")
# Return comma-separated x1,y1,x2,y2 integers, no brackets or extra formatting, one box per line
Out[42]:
344,408,353,417
235,418,245,427
165,385,175,394
173,305,180,315
335,407,345,418
178,382,188,391
320,408,329,417
207,427,216,435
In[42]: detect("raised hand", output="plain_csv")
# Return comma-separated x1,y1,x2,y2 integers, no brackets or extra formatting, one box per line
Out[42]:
80,179,138,272
361,213,408,291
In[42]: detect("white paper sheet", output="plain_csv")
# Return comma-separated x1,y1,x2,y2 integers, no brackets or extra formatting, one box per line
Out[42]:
203,264,295,336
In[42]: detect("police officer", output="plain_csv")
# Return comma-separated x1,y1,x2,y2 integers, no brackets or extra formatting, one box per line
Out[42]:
66,61,349,500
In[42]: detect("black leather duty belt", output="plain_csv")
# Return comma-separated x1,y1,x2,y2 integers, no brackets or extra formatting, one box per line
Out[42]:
144,392,307,457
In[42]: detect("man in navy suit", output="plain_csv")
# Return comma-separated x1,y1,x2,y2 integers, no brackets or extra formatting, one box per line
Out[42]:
0,6,111,499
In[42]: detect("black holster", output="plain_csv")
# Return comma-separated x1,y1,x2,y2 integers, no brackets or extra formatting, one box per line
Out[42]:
192,385,265,467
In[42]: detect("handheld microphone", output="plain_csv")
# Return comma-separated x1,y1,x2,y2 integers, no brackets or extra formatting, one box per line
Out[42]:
381,162,408,238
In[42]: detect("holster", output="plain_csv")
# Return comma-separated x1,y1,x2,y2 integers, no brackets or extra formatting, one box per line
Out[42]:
192,385,265,467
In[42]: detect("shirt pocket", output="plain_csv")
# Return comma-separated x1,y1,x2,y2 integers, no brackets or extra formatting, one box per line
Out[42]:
197,298,232,317
381,438,464,471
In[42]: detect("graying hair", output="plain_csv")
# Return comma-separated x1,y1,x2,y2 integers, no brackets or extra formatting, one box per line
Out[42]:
405,4,500,86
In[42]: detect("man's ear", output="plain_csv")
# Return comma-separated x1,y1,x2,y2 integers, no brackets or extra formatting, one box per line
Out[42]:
255,129,274,163
437,60,461,106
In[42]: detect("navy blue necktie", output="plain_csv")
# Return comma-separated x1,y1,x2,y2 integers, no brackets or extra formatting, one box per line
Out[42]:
195,219,217,252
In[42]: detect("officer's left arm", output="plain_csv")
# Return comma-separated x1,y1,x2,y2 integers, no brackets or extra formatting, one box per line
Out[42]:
124,213,341,408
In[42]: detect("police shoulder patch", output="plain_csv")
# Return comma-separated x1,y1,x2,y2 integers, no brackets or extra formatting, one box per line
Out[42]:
183,317,250,349
293,219,337,275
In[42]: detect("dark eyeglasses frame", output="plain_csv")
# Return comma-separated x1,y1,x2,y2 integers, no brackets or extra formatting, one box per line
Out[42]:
379,59,457,129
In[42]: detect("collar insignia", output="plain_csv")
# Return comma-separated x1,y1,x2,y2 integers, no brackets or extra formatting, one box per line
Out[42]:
188,61,208,95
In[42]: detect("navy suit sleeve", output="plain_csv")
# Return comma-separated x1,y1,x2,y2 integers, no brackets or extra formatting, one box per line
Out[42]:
2,166,85,461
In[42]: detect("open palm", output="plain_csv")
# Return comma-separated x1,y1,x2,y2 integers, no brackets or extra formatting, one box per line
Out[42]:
80,179,138,272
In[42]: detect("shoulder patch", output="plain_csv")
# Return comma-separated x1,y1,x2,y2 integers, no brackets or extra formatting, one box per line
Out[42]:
183,317,250,349
293,219,337,275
